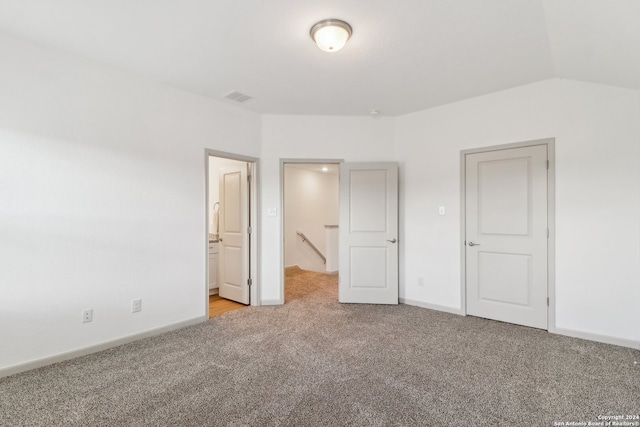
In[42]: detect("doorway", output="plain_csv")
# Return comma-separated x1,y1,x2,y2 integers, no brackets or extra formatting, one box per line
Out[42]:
461,138,555,330
206,151,259,318
280,159,399,306
282,161,340,303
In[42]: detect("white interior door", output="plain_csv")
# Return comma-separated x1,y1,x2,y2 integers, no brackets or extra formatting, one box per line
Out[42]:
465,145,548,329
218,165,250,305
339,162,398,304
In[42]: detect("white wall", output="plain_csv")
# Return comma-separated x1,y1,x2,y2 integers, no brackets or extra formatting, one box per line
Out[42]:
0,34,260,371
260,115,395,303
395,78,640,344
283,166,338,272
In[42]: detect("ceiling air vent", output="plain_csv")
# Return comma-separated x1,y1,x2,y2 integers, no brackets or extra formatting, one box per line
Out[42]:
223,91,253,103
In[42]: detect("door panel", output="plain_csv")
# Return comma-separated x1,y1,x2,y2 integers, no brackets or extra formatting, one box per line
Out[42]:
479,158,531,235
478,252,531,305
350,247,387,288
466,145,547,329
218,165,249,305
223,172,241,231
339,163,398,304
349,169,388,232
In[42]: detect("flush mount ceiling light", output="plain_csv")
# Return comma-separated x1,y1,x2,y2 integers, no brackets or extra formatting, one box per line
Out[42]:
310,19,352,52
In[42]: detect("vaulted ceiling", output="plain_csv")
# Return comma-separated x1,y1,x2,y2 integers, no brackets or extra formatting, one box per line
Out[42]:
0,0,638,116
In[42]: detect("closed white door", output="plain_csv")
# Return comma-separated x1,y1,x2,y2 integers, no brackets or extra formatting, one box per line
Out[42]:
465,145,548,329
218,165,250,305
339,162,398,304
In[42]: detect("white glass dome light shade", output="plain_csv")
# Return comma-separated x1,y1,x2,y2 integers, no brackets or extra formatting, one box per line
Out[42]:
310,19,352,53
313,25,349,52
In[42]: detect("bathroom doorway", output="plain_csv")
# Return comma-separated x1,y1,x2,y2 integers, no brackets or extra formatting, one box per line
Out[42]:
206,151,259,318
282,160,340,303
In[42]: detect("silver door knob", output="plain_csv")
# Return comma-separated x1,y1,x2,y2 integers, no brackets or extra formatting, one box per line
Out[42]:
387,238,397,243
468,241,480,246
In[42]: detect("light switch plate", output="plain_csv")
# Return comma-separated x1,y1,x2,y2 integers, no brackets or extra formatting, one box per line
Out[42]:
439,206,445,216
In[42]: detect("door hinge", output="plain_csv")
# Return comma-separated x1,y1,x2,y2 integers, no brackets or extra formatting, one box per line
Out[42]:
547,297,549,306
546,160,549,170
248,226,252,234
248,278,253,286
247,175,251,182
547,228,549,238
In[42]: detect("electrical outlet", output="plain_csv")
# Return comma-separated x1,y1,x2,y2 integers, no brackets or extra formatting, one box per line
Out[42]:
82,309,93,323
418,277,424,287
438,206,446,216
131,299,142,313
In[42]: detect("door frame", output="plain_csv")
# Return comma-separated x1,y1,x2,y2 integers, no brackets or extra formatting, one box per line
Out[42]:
205,149,260,315
459,138,556,332
279,158,343,304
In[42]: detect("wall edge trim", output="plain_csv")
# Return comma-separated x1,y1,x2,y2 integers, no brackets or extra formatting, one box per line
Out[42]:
0,315,206,379
553,327,639,350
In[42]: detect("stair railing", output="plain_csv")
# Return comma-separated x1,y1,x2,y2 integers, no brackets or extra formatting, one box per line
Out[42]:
296,231,326,264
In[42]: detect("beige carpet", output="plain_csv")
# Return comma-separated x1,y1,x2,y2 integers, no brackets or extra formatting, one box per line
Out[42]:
1,267,638,426
284,265,337,302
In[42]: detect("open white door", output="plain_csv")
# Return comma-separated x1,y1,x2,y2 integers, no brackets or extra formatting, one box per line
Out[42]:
218,165,250,305
339,162,398,304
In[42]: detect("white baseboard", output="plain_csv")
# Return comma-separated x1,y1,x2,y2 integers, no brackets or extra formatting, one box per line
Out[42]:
399,298,464,316
260,299,284,306
400,299,638,350
553,327,640,350
0,315,207,379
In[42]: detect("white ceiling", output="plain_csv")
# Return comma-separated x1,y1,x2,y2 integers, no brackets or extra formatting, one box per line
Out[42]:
0,0,638,116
